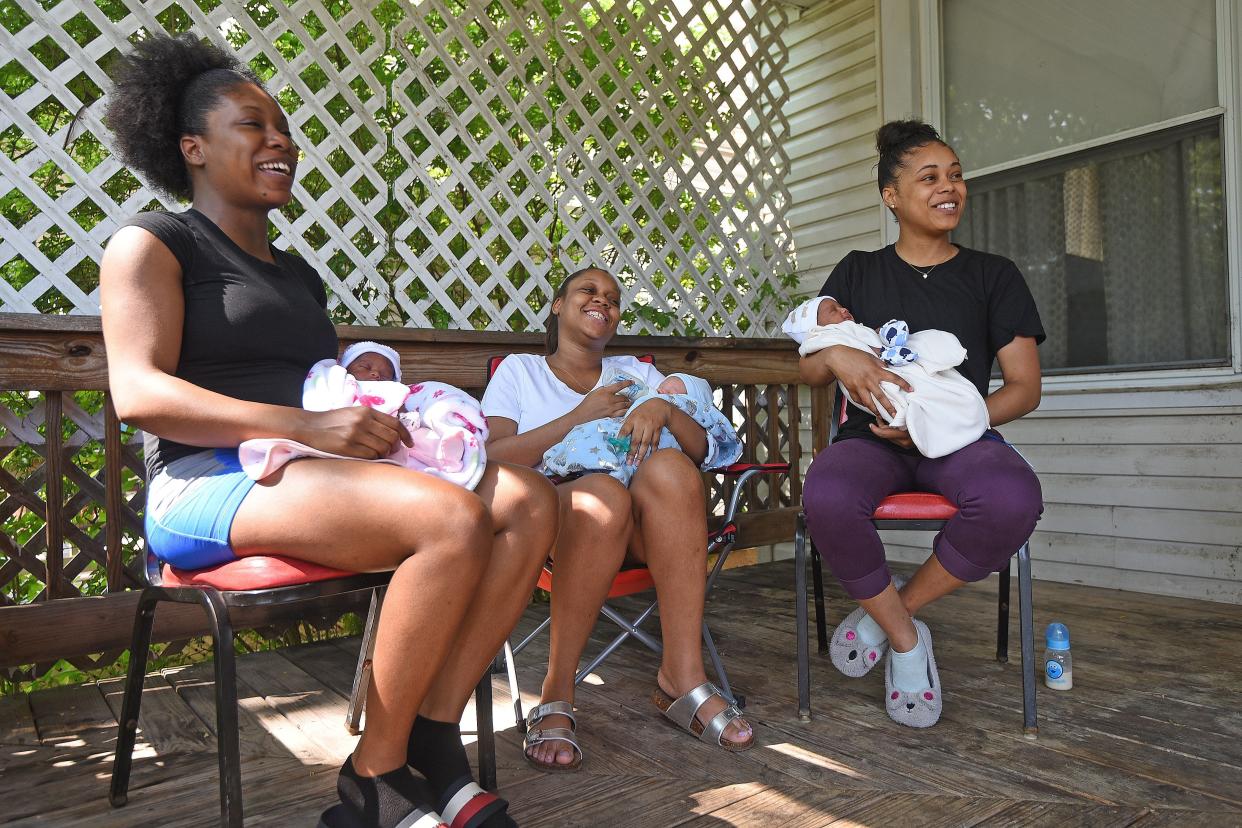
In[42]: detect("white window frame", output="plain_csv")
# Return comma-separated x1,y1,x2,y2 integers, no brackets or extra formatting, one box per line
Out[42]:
909,0,1242,399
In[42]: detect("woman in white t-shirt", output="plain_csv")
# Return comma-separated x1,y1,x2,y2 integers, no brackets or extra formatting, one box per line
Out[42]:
483,267,754,771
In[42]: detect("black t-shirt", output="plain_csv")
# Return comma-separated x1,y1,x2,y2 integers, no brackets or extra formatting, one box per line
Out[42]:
121,209,339,478
818,244,1045,450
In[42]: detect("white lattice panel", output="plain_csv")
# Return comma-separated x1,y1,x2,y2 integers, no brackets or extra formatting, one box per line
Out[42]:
0,0,796,335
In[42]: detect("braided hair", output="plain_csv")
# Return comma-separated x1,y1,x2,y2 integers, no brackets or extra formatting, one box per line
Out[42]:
105,33,262,200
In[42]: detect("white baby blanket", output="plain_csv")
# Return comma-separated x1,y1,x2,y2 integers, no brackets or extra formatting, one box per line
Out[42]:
238,359,488,489
783,298,989,458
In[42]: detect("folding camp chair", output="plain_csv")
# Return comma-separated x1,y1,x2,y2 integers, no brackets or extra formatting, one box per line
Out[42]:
793,388,1038,736
491,354,789,723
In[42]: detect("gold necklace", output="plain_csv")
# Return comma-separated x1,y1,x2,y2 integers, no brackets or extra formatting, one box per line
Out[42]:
548,359,598,394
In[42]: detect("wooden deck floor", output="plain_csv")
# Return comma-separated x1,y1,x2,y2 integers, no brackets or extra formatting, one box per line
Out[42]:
2,561,1241,826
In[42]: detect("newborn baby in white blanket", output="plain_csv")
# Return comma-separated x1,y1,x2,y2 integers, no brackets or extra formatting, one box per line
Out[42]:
782,297,989,458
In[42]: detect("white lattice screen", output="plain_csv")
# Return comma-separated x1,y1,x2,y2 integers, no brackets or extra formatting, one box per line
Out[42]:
0,0,796,335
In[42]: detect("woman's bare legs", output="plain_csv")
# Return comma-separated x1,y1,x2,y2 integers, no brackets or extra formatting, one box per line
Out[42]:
419,462,558,721
525,474,632,768
628,449,750,745
229,459,493,777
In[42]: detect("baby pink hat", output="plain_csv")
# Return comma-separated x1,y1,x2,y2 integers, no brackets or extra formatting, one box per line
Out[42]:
341,341,402,382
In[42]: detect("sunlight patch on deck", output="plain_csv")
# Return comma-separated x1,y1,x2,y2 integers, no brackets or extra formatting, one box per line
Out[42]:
764,741,866,779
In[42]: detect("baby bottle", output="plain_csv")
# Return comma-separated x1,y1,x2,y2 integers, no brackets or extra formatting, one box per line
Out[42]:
1043,622,1072,690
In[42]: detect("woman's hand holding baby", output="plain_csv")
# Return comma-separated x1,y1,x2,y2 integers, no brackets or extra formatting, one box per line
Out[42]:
822,345,912,421
295,406,412,459
572,380,633,425
617,397,673,465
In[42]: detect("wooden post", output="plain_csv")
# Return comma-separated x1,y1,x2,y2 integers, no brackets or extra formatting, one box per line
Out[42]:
787,383,802,504
810,383,833,455
766,384,780,508
104,394,124,592
744,385,760,507
43,390,64,600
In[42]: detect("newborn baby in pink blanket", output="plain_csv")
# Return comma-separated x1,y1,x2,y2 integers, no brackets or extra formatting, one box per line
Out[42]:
239,341,488,490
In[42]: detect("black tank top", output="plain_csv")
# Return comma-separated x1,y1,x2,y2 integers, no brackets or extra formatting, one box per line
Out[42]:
120,209,338,478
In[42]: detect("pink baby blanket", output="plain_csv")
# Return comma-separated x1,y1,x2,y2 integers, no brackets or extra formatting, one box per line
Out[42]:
238,359,488,490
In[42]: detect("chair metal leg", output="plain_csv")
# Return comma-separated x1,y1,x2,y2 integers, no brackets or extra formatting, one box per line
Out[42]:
701,621,742,708
576,602,661,683
200,590,243,828
997,563,1011,664
502,639,523,731
109,588,160,808
810,541,828,655
794,511,811,722
346,587,384,735
512,615,550,657
1017,541,1038,738
474,673,496,791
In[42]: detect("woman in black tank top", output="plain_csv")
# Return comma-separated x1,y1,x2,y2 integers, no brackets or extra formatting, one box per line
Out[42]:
799,120,1045,729
100,33,552,827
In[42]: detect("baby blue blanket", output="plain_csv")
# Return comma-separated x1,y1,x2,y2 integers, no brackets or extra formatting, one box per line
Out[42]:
541,372,743,486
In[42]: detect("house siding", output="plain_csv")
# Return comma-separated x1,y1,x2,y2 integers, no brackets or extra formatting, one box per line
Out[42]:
778,0,1242,604
784,0,882,298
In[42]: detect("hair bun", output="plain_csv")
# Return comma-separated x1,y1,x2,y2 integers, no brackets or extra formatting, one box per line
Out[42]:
876,119,942,157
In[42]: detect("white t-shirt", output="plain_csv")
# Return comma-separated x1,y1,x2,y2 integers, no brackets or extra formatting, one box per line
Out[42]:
481,353,666,434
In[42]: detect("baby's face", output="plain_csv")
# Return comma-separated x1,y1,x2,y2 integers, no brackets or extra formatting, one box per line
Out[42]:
346,352,396,382
817,298,855,325
657,377,687,395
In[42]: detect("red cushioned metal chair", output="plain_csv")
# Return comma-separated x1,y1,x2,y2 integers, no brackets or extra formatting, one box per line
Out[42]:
793,388,1037,736
489,354,790,721
109,548,499,826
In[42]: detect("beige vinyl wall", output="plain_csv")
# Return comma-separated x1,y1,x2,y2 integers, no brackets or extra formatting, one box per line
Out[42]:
775,0,1242,604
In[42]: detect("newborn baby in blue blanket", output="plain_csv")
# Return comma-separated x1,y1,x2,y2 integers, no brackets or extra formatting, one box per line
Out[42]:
541,371,743,486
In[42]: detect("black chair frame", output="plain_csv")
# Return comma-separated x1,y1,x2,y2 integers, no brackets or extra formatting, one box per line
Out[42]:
793,390,1038,736
109,552,499,827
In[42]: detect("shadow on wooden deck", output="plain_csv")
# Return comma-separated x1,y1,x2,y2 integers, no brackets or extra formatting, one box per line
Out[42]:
2,560,1241,826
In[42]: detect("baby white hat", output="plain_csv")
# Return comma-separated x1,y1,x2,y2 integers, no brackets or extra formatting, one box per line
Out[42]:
781,296,833,342
340,341,402,382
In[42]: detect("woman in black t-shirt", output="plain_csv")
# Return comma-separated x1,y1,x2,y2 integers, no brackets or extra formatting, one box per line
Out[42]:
100,34,551,827
800,120,1045,729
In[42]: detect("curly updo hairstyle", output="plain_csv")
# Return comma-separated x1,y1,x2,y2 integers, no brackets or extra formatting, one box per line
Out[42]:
545,267,614,354
105,33,262,201
875,118,949,193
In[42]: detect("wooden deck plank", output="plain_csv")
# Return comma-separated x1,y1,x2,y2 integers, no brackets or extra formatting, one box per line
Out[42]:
4,561,1242,826
0,694,39,745
25,684,116,747
97,673,215,757
978,800,1151,827
234,649,357,763
677,785,879,827
160,662,329,764
278,638,358,700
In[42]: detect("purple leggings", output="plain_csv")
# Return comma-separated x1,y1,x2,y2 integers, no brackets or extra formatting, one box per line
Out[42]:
802,435,1043,600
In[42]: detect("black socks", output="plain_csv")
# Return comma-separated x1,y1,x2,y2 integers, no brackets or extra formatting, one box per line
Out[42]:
407,715,515,828
407,715,473,794
332,755,439,828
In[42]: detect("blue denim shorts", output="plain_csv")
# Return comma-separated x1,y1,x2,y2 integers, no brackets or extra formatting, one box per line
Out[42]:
145,449,256,570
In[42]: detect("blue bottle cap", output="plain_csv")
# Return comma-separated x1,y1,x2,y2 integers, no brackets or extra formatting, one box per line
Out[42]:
1045,621,1070,650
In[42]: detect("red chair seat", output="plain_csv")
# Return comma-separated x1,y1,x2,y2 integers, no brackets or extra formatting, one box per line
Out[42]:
536,565,655,598
162,555,359,590
873,492,959,521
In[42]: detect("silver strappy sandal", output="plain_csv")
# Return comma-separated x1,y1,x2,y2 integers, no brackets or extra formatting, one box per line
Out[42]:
523,701,583,772
652,681,753,751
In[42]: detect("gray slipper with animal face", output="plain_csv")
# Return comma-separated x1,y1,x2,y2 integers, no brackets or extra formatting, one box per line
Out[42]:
884,618,943,728
828,574,908,678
